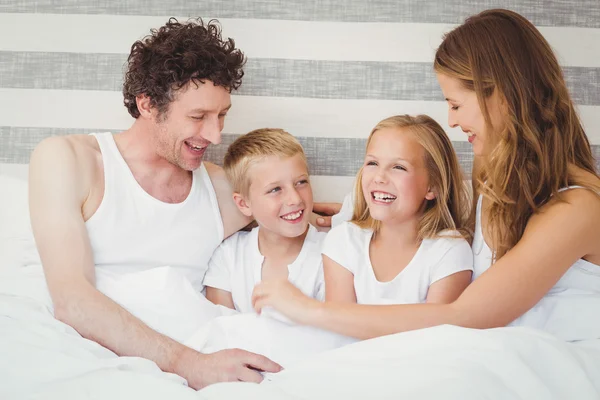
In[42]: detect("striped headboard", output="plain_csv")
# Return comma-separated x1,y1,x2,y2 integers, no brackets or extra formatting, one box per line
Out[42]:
1,1,599,201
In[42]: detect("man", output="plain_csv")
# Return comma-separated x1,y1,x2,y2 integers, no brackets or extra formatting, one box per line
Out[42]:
28,18,280,390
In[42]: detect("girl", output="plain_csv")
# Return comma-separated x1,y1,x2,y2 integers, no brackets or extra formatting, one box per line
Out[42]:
321,115,473,307
252,9,600,342
252,114,474,321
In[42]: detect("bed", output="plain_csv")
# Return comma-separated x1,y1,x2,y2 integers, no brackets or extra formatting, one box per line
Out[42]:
1,172,599,400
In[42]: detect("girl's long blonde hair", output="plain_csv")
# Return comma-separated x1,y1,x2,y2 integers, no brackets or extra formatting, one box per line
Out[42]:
351,114,470,241
434,9,599,260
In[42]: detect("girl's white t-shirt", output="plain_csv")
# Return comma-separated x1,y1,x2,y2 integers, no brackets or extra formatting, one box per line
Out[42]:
322,221,473,305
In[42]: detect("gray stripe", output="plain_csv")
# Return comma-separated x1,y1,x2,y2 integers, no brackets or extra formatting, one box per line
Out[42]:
1,126,478,177
6,126,600,178
2,52,599,105
1,0,598,28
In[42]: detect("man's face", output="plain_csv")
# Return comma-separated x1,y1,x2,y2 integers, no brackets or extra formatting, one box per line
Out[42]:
152,81,231,171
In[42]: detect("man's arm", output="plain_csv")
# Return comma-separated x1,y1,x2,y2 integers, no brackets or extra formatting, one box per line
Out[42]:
29,138,279,389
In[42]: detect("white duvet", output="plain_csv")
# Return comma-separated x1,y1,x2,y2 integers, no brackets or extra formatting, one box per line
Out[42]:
1,264,599,400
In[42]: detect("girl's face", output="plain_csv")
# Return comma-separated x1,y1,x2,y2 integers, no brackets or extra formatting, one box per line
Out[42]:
361,128,435,226
436,73,504,157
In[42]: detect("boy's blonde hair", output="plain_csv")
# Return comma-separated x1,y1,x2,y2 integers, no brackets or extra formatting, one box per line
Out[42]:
352,115,470,241
223,128,307,196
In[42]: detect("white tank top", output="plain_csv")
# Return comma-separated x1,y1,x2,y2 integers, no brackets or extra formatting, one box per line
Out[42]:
22,133,224,292
88,132,224,290
472,187,600,341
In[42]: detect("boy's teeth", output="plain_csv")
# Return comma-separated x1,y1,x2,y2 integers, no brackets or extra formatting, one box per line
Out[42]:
281,210,303,220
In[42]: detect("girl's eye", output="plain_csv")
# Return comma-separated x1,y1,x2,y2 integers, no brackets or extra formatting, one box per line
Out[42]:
451,105,459,111
394,165,407,171
366,161,377,166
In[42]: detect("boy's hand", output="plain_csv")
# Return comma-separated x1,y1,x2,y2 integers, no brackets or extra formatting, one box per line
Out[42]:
312,202,343,228
252,280,319,325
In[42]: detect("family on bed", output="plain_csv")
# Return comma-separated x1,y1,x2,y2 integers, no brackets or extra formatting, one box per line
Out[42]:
27,8,600,390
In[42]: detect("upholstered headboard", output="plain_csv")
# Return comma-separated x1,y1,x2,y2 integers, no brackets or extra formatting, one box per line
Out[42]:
1,1,599,202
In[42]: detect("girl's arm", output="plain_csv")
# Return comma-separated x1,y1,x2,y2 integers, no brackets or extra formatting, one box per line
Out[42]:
425,270,472,304
253,189,600,339
323,255,357,303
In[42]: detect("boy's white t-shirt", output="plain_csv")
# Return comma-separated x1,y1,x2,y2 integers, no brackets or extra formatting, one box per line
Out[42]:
322,221,473,305
203,225,326,313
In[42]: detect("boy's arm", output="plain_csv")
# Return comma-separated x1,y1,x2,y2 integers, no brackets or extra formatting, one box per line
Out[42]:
206,287,235,309
203,235,236,309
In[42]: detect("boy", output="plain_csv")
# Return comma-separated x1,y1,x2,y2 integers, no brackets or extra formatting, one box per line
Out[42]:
203,128,325,313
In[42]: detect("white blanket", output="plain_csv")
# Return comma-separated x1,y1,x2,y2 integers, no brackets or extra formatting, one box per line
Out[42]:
1,265,599,400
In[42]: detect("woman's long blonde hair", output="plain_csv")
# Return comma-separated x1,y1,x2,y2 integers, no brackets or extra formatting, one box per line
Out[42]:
434,9,599,260
351,115,470,241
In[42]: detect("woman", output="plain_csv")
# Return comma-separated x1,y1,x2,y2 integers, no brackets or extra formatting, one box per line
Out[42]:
251,9,600,342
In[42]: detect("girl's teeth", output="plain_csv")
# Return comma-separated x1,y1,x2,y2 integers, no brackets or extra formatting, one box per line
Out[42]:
373,192,396,202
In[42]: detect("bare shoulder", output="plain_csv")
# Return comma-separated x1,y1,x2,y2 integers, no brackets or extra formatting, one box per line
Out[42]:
29,134,102,210
203,161,227,183
202,161,252,238
31,134,100,170
526,185,600,258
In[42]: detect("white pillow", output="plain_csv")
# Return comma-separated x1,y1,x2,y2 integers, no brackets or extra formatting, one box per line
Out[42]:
0,174,31,272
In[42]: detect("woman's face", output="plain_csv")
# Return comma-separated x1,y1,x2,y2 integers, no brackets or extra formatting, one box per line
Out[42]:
436,73,504,157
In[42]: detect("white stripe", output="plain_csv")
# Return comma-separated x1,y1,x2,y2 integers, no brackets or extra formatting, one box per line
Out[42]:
2,88,600,144
0,163,28,181
310,176,355,203
0,13,598,67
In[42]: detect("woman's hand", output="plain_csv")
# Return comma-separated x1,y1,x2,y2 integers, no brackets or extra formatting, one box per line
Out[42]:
252,280,320,324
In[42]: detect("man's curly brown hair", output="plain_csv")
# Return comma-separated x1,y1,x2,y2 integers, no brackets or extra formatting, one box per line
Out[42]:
123,18,246,119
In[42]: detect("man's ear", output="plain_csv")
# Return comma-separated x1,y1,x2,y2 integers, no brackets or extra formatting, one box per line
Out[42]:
233,192,253,217
136,95,155,119
425,187,437,201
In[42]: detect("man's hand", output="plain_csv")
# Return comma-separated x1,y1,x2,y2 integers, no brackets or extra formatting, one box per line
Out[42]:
312,202,342,228
175,347,282,390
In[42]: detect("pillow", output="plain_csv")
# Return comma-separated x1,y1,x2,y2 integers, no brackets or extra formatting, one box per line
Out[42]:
0,174,31,272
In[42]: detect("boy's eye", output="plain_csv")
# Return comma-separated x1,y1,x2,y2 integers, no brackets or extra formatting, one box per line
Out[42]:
296,179,308,186
268,187,281,194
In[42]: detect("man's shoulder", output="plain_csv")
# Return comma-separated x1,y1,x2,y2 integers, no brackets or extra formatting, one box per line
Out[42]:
29,134,104,204
202,161,253,238
218,226,257,250
32,134,100,166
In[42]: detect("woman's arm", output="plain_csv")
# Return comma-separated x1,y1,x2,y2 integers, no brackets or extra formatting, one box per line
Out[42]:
253,189,600,339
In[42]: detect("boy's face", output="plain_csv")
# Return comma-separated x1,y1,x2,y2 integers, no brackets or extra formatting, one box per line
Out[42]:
237,154,313,238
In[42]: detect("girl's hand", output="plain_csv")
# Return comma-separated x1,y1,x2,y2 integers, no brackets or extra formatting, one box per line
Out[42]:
251,280,319,324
